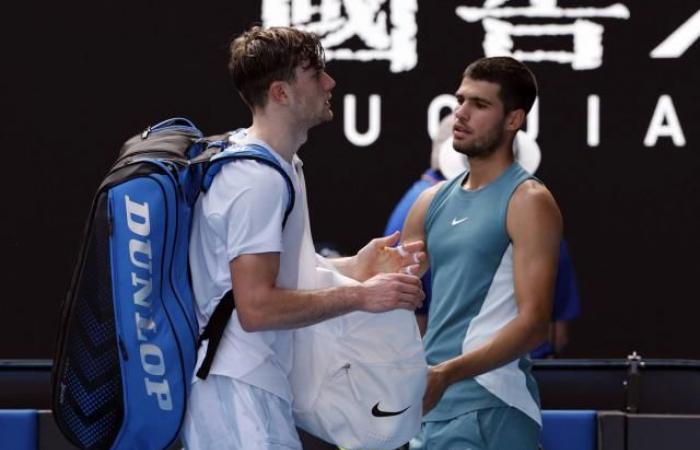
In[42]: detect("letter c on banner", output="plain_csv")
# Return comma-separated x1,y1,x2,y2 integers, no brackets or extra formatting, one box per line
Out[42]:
427,94,458,140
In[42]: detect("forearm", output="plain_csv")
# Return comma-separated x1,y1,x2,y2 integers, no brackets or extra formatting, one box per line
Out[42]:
237,284,361,331
232,253,424,332
326,255,366,281
437,314,548,384
327,232,427,282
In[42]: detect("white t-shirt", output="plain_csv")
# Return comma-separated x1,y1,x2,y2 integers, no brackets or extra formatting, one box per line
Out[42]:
188,134,306,402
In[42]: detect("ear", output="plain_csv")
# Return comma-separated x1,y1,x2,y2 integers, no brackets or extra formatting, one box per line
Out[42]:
505,109,526,131
268,80,289,105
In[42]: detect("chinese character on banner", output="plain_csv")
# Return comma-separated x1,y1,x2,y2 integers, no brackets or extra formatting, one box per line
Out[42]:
261,0,418,73
456,0,630,70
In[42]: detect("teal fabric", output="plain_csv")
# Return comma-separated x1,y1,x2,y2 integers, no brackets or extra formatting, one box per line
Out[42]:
410,406,540,450
422,162,534,422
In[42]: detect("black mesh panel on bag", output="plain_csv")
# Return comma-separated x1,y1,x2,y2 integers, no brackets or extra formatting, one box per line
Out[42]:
56,193,123,450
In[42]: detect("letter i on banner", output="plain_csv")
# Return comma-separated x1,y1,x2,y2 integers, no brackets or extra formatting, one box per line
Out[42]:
588,95,600,147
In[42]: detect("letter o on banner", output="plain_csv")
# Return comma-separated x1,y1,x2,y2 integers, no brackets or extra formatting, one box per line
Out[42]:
140,343,166,376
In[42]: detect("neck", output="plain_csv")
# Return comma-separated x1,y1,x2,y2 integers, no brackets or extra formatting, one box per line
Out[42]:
247,111,308,163
463,142,515,190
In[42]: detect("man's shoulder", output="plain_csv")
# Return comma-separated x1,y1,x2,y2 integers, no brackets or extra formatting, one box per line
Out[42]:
200,158,292,218
510,179,557,211
507,179,562,239
217,157,290,191
419,180,446,205
409,181,446,219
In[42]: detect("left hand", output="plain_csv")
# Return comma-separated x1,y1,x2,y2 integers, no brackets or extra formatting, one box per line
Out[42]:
354,231,426,281
422,365,450,415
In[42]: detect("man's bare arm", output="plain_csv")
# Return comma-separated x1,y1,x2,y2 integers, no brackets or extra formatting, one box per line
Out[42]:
328,231,426,281
400,183,443,278
401,184,442,335
423,180,562,413
231,252,425,332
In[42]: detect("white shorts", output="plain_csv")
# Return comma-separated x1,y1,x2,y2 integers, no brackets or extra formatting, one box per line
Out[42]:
182,375,302,450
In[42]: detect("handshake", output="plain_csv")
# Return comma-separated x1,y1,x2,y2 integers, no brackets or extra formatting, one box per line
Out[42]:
336,230,427,313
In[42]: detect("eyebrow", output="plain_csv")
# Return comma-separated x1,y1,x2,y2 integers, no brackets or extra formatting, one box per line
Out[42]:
456,92,493,105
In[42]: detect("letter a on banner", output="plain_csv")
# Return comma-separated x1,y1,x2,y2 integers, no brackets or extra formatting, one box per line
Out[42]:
644,95,686,147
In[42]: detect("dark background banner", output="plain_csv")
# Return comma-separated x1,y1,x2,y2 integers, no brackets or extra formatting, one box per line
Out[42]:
1,1,698,359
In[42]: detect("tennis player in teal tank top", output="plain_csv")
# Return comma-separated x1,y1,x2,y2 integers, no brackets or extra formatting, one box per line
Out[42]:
402,57,562,450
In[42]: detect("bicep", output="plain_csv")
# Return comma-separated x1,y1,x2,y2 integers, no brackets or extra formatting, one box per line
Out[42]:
401,184,442,275
401,184,441,244
230,252,280,315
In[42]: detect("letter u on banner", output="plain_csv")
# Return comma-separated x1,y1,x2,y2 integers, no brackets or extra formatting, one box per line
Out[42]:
344,94,381,147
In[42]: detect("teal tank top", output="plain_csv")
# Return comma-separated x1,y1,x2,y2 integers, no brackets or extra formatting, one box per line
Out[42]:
423,162,541,424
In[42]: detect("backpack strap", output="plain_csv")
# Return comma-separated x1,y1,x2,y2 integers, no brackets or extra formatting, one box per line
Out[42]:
195,143,296,380
201,143,295,227
195,290,234,379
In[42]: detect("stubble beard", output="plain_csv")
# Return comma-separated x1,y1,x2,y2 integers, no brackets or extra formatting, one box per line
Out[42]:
453,119,505,160
310,100,334,128
298,105,332,132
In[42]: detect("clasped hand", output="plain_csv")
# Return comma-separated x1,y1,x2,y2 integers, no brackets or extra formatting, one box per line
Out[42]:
354,230,426,280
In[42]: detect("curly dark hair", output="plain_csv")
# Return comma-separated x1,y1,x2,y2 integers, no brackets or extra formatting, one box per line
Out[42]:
229,26,325,110
463,56,538,114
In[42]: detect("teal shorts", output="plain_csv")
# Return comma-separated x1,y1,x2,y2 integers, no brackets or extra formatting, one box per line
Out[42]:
409,407,540,450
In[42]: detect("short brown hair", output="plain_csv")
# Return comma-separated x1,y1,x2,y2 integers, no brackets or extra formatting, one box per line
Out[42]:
228,26,325,109
463,57,538,114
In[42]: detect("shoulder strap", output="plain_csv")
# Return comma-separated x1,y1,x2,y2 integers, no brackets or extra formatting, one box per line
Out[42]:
195,144,297,380
195,290,234,379
201,143,296,227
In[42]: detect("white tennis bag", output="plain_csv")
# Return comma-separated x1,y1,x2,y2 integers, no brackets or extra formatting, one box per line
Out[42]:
290,256,428,450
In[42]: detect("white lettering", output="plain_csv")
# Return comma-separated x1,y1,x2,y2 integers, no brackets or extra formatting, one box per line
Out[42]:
587,94,600,147
131,273,152,307
140,343,166,376
135,312,156,342
524,98,539,141
144,378,173,411
427,94,457,140
124,196,150,236
644,95,686,147
650,9,700,59
262,0,419,73
129,239,152,273
344,94,381,147
456,2,630,71
124,194,171,413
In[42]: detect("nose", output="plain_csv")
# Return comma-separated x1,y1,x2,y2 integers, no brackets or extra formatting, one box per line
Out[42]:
454,102,469,121
322,72,336,91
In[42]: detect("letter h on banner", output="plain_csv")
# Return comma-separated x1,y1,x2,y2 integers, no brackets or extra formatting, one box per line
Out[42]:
262,0,418,73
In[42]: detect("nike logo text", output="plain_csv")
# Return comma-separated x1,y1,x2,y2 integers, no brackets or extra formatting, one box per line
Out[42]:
371,402,410,417
451,216,469,226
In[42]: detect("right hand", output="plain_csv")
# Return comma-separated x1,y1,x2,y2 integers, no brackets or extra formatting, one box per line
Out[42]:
422,364,450,415
357,272,425,312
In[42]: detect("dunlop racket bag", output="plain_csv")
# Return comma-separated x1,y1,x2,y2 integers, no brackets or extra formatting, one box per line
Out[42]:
51,118,296,450
52,118,208,450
